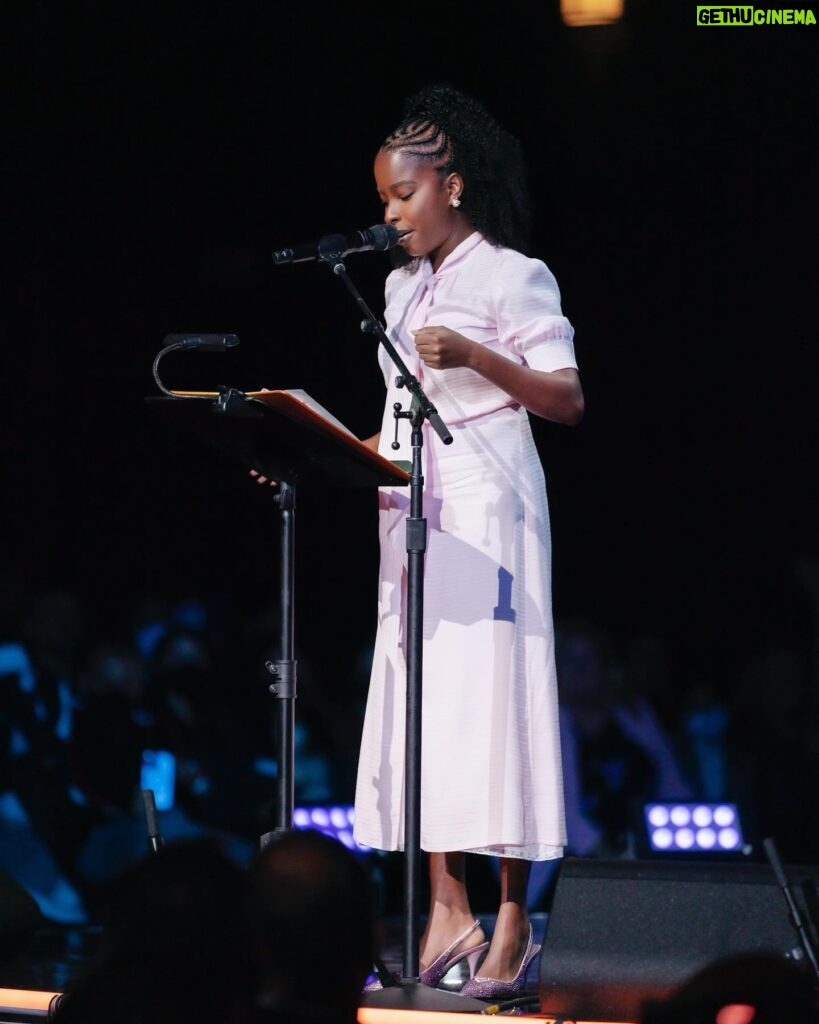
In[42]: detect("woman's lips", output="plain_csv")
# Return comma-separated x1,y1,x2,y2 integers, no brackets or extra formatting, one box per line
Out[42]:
397,229,414,244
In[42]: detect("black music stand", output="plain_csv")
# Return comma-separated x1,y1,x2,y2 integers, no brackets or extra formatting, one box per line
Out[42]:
146,387,410,844
149,383,489,1012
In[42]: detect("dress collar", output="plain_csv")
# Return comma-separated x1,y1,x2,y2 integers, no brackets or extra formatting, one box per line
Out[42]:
421,231,484,283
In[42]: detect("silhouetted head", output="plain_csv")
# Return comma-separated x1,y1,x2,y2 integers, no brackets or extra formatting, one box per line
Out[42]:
247,829,375,1022
54,839,253,1024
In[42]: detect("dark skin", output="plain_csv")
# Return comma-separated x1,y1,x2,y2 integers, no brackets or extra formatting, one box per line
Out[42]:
368,148,584,981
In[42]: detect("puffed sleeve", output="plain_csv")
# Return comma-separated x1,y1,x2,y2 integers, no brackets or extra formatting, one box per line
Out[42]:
495,255,578,373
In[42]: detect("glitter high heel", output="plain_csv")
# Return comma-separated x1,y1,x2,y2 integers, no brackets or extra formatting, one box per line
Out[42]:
459,923,541,1000
419,919,489,988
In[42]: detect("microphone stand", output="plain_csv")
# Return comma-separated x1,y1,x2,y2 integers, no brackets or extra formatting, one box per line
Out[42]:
141,789,165,854
319,249,486,1012
763,836,819,983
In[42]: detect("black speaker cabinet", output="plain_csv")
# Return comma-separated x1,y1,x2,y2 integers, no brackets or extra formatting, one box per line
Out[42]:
539,857,819,1022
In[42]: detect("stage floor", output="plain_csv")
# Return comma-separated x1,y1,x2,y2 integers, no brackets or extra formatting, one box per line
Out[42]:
0,914,572,1021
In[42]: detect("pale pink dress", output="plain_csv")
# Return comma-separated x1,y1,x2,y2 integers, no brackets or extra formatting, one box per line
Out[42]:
353,232,577,860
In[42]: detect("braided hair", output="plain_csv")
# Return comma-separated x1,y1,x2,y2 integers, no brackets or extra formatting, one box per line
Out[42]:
381,84,533,256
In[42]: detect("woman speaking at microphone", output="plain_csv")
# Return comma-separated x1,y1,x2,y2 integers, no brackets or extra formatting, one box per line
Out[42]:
353,84,584,999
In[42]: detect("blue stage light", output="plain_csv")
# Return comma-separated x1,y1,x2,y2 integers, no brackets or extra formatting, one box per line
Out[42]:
293,807,311,828
293,804,372,852
330,806,348,829
644,802,745,854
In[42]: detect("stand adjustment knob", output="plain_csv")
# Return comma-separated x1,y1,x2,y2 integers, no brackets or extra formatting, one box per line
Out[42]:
265,659,297,698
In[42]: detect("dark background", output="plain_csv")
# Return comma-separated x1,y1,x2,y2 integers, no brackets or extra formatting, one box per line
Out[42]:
4,2,817,793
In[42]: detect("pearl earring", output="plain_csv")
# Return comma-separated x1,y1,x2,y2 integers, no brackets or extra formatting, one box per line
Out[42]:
451,197,461,208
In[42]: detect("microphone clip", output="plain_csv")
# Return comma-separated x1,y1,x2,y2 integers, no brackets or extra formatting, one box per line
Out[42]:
316,233,348,264
215,387,263,418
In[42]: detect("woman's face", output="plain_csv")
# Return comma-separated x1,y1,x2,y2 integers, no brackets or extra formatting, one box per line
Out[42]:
374,147,472,271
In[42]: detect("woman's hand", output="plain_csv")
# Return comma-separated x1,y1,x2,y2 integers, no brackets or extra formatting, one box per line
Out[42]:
412,326,476,370
249,469,276,486
250,389,277,485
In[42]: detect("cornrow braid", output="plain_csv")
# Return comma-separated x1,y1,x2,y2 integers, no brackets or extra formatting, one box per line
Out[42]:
381,84,533,255
382,118,453,166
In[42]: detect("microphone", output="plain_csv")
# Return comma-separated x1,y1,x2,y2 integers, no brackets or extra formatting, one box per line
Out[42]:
162,333,240,351
272,224,399,265
141,789,165,854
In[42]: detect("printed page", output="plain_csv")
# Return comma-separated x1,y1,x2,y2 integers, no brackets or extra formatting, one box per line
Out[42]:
276,389,358,439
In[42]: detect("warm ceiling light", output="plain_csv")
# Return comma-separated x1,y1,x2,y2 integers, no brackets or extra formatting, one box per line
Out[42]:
560,0,624,26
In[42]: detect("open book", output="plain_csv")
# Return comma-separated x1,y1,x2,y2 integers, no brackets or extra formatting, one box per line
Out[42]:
254,389,357,438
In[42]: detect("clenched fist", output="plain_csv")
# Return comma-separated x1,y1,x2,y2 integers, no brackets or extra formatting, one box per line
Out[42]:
412,326,476,370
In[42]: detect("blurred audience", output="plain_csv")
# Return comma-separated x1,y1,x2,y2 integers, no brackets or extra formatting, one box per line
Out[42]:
0,589,96,920
1,586,354,924
680,680,731,804
724,643,819,863
624,633,680,736
3,568,819,930
71,643,150,816
557,618,694,858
